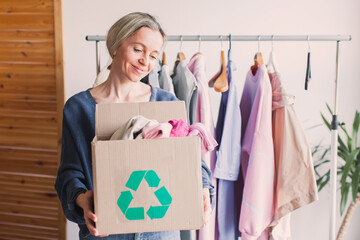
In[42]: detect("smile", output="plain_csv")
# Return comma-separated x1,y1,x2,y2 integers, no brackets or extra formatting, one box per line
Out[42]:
132,65,146,74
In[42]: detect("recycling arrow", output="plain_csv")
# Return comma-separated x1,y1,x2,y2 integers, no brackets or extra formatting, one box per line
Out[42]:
117,170,172,220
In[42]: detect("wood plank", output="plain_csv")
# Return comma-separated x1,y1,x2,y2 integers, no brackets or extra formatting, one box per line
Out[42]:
0,127,57,141
0,92,56,102
0,147,58,160
0,40,54,49
0,120,57,132
0,184,56,196
0,81,56,95
0,15,53,26
0,24,53,31
0,224,58,239
0,125,57,138
0,72,55,82
0,118,57,131
0,164,57,177
0,202,58,218
0,231,57,240
0,123,57,138
0,220,58,232
0,30,54,39
0,122,57,134
0,0,53,14
0,212,58,228
0,61,55,69
0,151,58,161
0,171,55,183
0,52,54,62
0,133,58,150
0,191,58,206
0,110,58,126
0,195,58,209
0,100,57,112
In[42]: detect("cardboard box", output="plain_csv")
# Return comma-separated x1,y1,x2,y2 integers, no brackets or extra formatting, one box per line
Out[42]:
92,101,204,235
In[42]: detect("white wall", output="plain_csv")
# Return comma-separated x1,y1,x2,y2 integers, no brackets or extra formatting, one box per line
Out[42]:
62,0,360,239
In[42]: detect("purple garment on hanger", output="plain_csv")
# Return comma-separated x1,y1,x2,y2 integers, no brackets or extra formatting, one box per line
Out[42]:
214,48,242,240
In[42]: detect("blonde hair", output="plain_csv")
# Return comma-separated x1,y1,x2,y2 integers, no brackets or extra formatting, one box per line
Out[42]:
106,12,166,58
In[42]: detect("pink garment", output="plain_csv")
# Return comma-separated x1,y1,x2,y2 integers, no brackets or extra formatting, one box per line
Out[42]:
239,65,275,240
168,119,189,137
188,53,217,240
268,69,318,239
188,123,218,155
142,122,173,139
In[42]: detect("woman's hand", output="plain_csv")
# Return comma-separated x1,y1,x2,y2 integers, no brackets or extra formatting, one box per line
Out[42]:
203,188,211,225
76,190,108,237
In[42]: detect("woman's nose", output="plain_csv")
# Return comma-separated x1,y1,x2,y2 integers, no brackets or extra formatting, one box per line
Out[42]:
139,54,149,66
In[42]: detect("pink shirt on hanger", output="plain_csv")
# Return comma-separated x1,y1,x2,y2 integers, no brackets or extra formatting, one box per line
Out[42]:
239,65,275,240
188,53,217,240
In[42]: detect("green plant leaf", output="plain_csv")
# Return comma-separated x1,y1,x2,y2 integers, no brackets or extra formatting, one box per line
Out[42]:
314,159,330,169
340,149,359,187
338,138,347,155
321,147,331,160
326,103,333,115
340,182,350,215
316,169,330,192
312,144,321,156
351,111,360,149
321,113,331,131
339,123,351,142
352,164,360,203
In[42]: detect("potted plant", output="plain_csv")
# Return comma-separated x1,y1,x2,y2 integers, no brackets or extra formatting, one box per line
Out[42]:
313,104,360,240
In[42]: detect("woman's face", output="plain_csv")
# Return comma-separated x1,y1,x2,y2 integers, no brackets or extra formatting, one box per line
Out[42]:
112,27,163,83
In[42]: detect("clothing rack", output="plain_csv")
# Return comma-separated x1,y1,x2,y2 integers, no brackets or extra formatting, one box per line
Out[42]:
86,34,351,240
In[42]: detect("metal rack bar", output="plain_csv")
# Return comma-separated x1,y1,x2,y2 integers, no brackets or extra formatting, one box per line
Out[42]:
86,34,351,42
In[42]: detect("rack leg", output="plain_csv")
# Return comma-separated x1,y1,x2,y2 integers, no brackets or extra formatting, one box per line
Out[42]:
329,40,340,240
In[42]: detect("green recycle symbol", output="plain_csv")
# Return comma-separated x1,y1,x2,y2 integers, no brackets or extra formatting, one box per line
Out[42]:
117,170,172,220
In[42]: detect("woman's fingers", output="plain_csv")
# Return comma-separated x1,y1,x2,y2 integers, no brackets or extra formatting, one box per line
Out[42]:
84,210,97,235
203,188,211,225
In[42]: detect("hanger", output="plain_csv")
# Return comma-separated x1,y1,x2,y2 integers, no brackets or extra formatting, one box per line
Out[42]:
162,52,166,66
175,36,186,67
305,36,311,90
208,36,228,92
251,36,263,75
192,35,202,57
267,35,278,74
178,35,186,60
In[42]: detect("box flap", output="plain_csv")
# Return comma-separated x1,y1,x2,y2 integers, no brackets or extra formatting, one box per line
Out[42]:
95,101,187,139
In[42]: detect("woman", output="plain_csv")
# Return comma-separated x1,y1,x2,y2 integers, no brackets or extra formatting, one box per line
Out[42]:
55,12,214,239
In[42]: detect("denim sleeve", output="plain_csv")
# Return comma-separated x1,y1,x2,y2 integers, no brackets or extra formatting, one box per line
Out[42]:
201,158,216,210
54,110,87,225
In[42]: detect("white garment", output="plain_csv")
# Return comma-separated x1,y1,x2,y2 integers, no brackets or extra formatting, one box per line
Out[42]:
110,115,158,140
93,57,111,87
159,65,175,94
147,59,161,88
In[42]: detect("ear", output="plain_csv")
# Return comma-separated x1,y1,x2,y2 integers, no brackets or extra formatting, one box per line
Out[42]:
112,50,117,58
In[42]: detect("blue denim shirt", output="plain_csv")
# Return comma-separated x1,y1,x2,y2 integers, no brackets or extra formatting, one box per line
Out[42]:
55,87,214,239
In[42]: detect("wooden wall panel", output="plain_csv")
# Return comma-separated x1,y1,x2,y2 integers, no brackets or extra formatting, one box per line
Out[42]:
0,0,65,238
